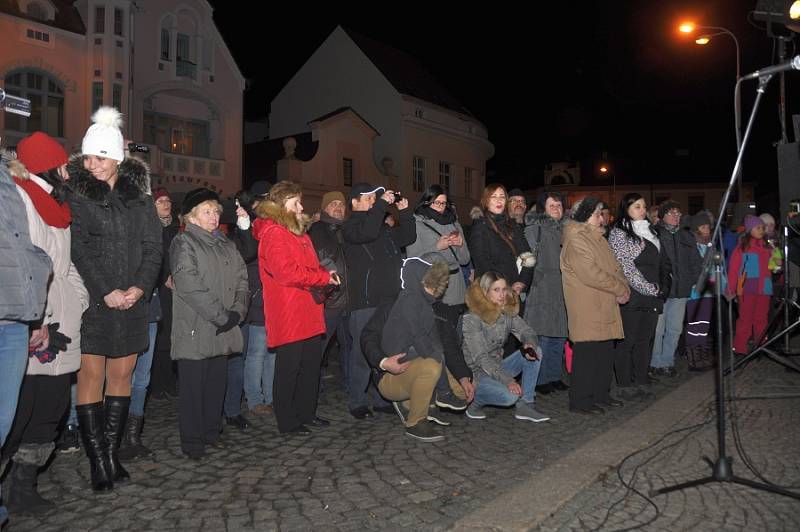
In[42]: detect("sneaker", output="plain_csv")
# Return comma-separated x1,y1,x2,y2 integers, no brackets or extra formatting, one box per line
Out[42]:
225,414,250,430
514,402,551,422
427,405,452,426
465,403,486,420
373,405,396,415
405,421,445,442
392,401,409,424
434,390,467,411
57,424,80,453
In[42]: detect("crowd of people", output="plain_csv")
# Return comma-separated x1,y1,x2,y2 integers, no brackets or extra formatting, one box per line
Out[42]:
0,106,788,522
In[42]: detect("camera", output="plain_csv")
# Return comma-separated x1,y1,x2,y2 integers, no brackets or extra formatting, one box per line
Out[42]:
127,142,150,153
522,346,540,360
393,191,403,202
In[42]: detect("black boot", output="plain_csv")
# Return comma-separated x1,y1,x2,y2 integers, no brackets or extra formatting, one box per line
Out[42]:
104,396,131,482
76,402,113,491
118,415,152,460
6,443,55,513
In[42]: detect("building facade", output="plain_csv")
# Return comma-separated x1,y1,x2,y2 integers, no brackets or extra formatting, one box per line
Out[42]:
0,0,244,196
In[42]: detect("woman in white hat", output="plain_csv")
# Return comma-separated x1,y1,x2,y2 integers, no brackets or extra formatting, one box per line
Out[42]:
66,107,162,491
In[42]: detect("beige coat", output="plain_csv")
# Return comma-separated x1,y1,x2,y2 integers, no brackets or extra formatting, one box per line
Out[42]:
12,164,88,376
560,221,628,342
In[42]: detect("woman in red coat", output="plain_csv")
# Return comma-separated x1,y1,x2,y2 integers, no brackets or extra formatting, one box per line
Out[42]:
254,181,340,434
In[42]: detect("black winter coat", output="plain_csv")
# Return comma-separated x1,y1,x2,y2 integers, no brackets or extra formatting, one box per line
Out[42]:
309,214,349,313
342,200,416,311
67,155,162,356
656,223,703,298
228,222,262,325
469,210,533,288
625,241,670,313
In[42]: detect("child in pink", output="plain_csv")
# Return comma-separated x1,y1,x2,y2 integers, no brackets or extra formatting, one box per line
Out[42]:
727,215,773,354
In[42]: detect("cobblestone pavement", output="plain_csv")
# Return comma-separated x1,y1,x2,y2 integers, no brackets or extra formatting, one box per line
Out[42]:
7,353,799,531
540,358,800,532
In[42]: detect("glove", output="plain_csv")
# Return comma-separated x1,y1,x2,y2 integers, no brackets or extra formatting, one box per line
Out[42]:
30,323,72,364
216,311,240,335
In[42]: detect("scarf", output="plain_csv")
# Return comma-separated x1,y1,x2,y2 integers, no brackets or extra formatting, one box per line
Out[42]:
159,215,173,227
420,205,456,225
319,212,344,226
13,176,71,228
633,219,660,251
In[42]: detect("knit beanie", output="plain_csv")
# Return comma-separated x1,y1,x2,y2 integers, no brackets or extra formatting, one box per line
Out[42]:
153,188,171,202
658,200,681,220
744,214,763,233
16,132,68,174
82,106,125,162
759,213,776,227
321,191,345,211
689,212,712,232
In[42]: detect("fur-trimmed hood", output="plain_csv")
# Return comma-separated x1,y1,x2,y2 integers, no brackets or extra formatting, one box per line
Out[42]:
1,150,30,181
470,205,483,220
66,154,151,203
465,280,520,325
253,199,311,237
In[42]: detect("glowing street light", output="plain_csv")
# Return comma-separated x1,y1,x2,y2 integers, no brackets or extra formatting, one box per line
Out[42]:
599,165,609,173
695,36,711,45
792,1,800,20
679,22,695,33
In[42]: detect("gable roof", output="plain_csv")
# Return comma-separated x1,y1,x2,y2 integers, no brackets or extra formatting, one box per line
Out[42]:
309,106,380,135
0,0,85,35
342,27,472,117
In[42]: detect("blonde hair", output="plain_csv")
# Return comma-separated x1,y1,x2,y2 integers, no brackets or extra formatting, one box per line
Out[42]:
268,180,303,207
183,199,222,224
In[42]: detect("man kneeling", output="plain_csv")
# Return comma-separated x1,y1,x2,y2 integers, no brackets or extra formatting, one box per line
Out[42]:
362,253,469,442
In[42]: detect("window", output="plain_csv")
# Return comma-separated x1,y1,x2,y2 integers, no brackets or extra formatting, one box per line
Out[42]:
94,6,105,33
464,167,473,198
92,82,103,112
176,34,195,79
3,70,64,137
143,112,210,158
114,8,123,36
412,156,425,192
160,28,170,60
438,161,451,192
112,84,122,110
688,194,704,215
25,28,50,42
343,158,353,186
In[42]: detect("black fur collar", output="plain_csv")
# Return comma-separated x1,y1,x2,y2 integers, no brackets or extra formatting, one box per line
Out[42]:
67,154,151,203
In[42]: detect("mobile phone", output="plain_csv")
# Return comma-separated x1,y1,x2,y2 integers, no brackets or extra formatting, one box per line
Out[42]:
330,272,340,284
449,230,459,237
235,198,241,208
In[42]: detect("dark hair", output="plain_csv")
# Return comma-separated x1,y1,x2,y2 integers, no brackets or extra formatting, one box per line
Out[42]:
571,196,602,222
536,190,566,212
612,192,657,243
414,183,450,215
479,183,518,255
38,167,68,204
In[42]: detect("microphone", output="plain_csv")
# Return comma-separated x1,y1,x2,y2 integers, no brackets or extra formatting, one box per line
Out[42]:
741,56,800,80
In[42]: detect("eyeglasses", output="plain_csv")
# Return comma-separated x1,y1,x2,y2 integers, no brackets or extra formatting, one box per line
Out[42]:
431,200,448,207
509,199,526,205
665,209,682,217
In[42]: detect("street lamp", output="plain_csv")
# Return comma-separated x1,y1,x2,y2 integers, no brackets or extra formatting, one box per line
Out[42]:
678,21,743,197
599,164,615,207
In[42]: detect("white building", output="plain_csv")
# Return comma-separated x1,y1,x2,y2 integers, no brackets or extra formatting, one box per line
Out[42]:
268,26,494,219
0,0,245,196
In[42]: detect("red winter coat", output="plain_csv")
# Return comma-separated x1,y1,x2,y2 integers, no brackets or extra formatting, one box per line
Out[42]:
254,202,330,348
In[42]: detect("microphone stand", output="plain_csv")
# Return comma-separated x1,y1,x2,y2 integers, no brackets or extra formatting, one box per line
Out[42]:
651,73,800,500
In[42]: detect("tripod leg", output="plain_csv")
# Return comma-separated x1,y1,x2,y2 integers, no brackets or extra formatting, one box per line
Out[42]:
650,476,716,497
730,476,800,500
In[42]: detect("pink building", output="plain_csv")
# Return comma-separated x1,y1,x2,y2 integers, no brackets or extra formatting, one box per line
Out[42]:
0,0,244,196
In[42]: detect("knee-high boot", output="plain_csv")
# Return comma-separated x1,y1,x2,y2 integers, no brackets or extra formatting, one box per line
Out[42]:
76,402,113,491
104,396,130,482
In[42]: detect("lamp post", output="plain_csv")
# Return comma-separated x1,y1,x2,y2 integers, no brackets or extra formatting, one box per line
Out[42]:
679,22,743,199
600,164,615,208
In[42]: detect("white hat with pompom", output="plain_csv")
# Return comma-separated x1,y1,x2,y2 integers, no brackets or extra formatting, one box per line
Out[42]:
82,106,124,162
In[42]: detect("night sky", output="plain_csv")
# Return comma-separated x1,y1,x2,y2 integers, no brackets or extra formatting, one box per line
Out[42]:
208,1,799,207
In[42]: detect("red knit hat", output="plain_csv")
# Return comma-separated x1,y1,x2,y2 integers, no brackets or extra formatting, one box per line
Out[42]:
153,188,171,202
16,132,69,175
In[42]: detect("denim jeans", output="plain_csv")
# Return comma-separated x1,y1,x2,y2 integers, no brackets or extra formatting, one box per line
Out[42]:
0,322,28,526
130,322,158,417
474,351,541,407
243,324,276,408
66,381,77,427
348,307,388,411
322,310,351,391
651,297,687,369
224,325,246,418
536,336,567,385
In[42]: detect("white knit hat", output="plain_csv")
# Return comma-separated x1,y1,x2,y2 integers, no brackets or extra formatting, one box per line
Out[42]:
82,106,125,161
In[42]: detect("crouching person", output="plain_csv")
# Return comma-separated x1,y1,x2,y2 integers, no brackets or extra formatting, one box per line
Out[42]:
170,189,248,460
462,271,550,422
361,254,461,442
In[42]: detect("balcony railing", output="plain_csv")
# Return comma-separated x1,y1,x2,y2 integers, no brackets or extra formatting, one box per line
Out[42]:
139,144,225,189
176,59,196,80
